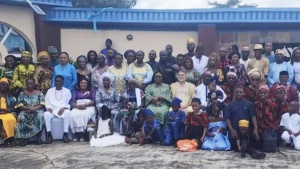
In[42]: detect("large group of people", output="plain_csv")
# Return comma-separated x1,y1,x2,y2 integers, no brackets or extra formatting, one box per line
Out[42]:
0,38,300,159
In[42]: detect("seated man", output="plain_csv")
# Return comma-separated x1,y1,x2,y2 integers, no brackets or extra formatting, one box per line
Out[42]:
44,75,72,143
280,101,300,150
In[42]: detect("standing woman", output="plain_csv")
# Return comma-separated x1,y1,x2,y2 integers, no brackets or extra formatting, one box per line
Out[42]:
127,50,153,89
0,78,17,146
204,52,224,85
225,52,249,86
124,50,136,67
70,78,96,141
145,70,172,124
14,78,45,146
107,54,127,93
34,51,53,95
52,52,77,92
0,55,18,80
86,50,98,71
183,57,201,86
76,55,91,90
91,54,108,91
12,51,35,95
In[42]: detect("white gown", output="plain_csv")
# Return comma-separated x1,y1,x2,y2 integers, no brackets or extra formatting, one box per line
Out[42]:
90,118,124,147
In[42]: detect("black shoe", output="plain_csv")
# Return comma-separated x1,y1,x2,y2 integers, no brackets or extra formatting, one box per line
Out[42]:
241,141,247,157
36,132,44,145
46,132,53,144
19,138,29,146
63,133,70,143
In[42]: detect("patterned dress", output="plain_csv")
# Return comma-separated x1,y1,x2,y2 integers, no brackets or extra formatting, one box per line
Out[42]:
14,91,45,139
270,84,298,103
220,83,236,104
145,83,172,124
225,64,250,86
185,69,200,85
127,63,153,85
0,67,14,80
244,86,259,103
95,87,120,116
271,98,289,125
255,100,277,135
34,65,53,94
12,64,35,89
107,65,127,93
0,95,16,140
91,65,108,90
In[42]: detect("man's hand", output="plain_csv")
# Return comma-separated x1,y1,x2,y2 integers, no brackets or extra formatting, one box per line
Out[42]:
58,108,67,116
230,129,238,139
47,108,53,113
253,129,260,141
77,105,86,110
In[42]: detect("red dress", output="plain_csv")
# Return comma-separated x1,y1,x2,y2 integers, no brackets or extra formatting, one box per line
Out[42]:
270,84,298,103
255,100,278,134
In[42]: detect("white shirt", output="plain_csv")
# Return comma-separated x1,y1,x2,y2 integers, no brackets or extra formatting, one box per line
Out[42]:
192,55,209,75
195,83,227,107
239,58,250,71
294,62,300,84
45,87,72,115
280,113,300,133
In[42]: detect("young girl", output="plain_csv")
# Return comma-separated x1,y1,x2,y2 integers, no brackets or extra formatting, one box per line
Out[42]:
202,104,230,151
125,109,145,145
185,98,208,148
119,93,134,136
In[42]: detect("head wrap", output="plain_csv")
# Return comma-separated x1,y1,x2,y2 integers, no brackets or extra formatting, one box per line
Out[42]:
21,51,32,57
37,51,50,62
144,109,154,117
99,72,114,87
239,120,249,128
276,85,286,93
259,85,270,92
279,71,288,76
227,71,237,78
47,46,58,54
0,78,9,84
248,68,261,79
275,49,284,55
171,97,182,106
253,44,263,50
187,37,195,44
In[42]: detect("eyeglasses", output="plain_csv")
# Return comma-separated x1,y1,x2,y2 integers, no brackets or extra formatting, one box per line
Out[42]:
251,78,260,81
227,77,235,80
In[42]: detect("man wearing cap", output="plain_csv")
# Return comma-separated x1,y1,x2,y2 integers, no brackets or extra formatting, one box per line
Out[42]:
100,39,118,59
184,37,196,58
192,43,209,75
47,46,59,67
267,49,293,87
247,44,270,82
196,71,227,108
262,42,276,63
240,46,251,71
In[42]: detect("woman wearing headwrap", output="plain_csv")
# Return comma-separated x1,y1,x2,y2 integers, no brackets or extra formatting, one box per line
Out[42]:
244,68,264,102
220,71,240,105
145,70,172,124
0,55,18,80
254,85,277,136
51,52,77,93
124,50,136,67
33,51,53,95
12,51,35,96
270,85,289,126
95,72,120,132
0,78,17,146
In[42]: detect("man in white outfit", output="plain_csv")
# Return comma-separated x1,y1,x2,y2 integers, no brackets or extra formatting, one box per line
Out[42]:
44,75,72,143
280,101,300,150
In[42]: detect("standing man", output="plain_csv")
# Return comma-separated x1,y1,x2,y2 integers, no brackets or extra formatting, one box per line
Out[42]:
217,47,229,74
47,46,59,67
262,42,275,63
100,39,118,59
165,44,176,65
184,37,196,58
240,46,251,71
44,75,72,144
159,50,176,84
247,44,270,82
192,43,209,75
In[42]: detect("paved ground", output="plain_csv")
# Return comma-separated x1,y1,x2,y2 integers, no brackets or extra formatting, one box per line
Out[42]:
1,141,300,169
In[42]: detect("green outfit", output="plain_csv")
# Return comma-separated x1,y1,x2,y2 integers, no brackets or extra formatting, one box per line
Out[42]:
145,83,172,124
14,91,45,139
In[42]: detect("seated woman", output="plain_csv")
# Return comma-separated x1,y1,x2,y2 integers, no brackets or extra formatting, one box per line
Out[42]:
202,104,231,151
170,69,196,114
14,78,45,146
127,50,153,89
70,78,96,142
95,72,120,132
0,78,17,146
90,105,124,147
145,70,172,124
183,57,201,85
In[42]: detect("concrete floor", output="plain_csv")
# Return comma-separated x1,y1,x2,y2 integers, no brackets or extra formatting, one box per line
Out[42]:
0,141,300,169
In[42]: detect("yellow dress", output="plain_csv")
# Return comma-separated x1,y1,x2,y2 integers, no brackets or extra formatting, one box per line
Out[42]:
0,97,16,140
107,65,127,93
170,82,196,115
12,64,35,89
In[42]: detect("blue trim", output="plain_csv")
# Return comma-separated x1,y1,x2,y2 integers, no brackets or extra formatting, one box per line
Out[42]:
8,0,72,7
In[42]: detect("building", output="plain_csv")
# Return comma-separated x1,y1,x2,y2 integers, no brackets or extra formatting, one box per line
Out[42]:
1,0,300,62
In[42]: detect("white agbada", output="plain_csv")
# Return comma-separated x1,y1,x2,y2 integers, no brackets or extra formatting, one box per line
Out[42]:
44,87,72,133
280,112,300,150
192,55,209,75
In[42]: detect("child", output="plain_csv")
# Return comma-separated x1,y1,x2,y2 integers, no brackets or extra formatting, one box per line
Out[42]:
143,109,162,144
202,105,230,151
280,101,300,150
207,81,224,116
125,109,145,145
185,98,208,148
163,97,186,146
119,93,135,135
236,120,250,157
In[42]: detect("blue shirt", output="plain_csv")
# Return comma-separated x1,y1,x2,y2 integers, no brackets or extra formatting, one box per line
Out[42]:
166,110,185,124
267,62,294,87
52,63,78,92
100,48,118,59
262,52,275,63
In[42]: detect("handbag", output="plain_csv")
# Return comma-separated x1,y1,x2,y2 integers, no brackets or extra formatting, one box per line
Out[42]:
177,139,198,152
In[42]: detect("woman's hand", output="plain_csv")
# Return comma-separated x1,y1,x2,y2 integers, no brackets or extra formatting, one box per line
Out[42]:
207,132,215,137
253,128,260,141
200,136,205,143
